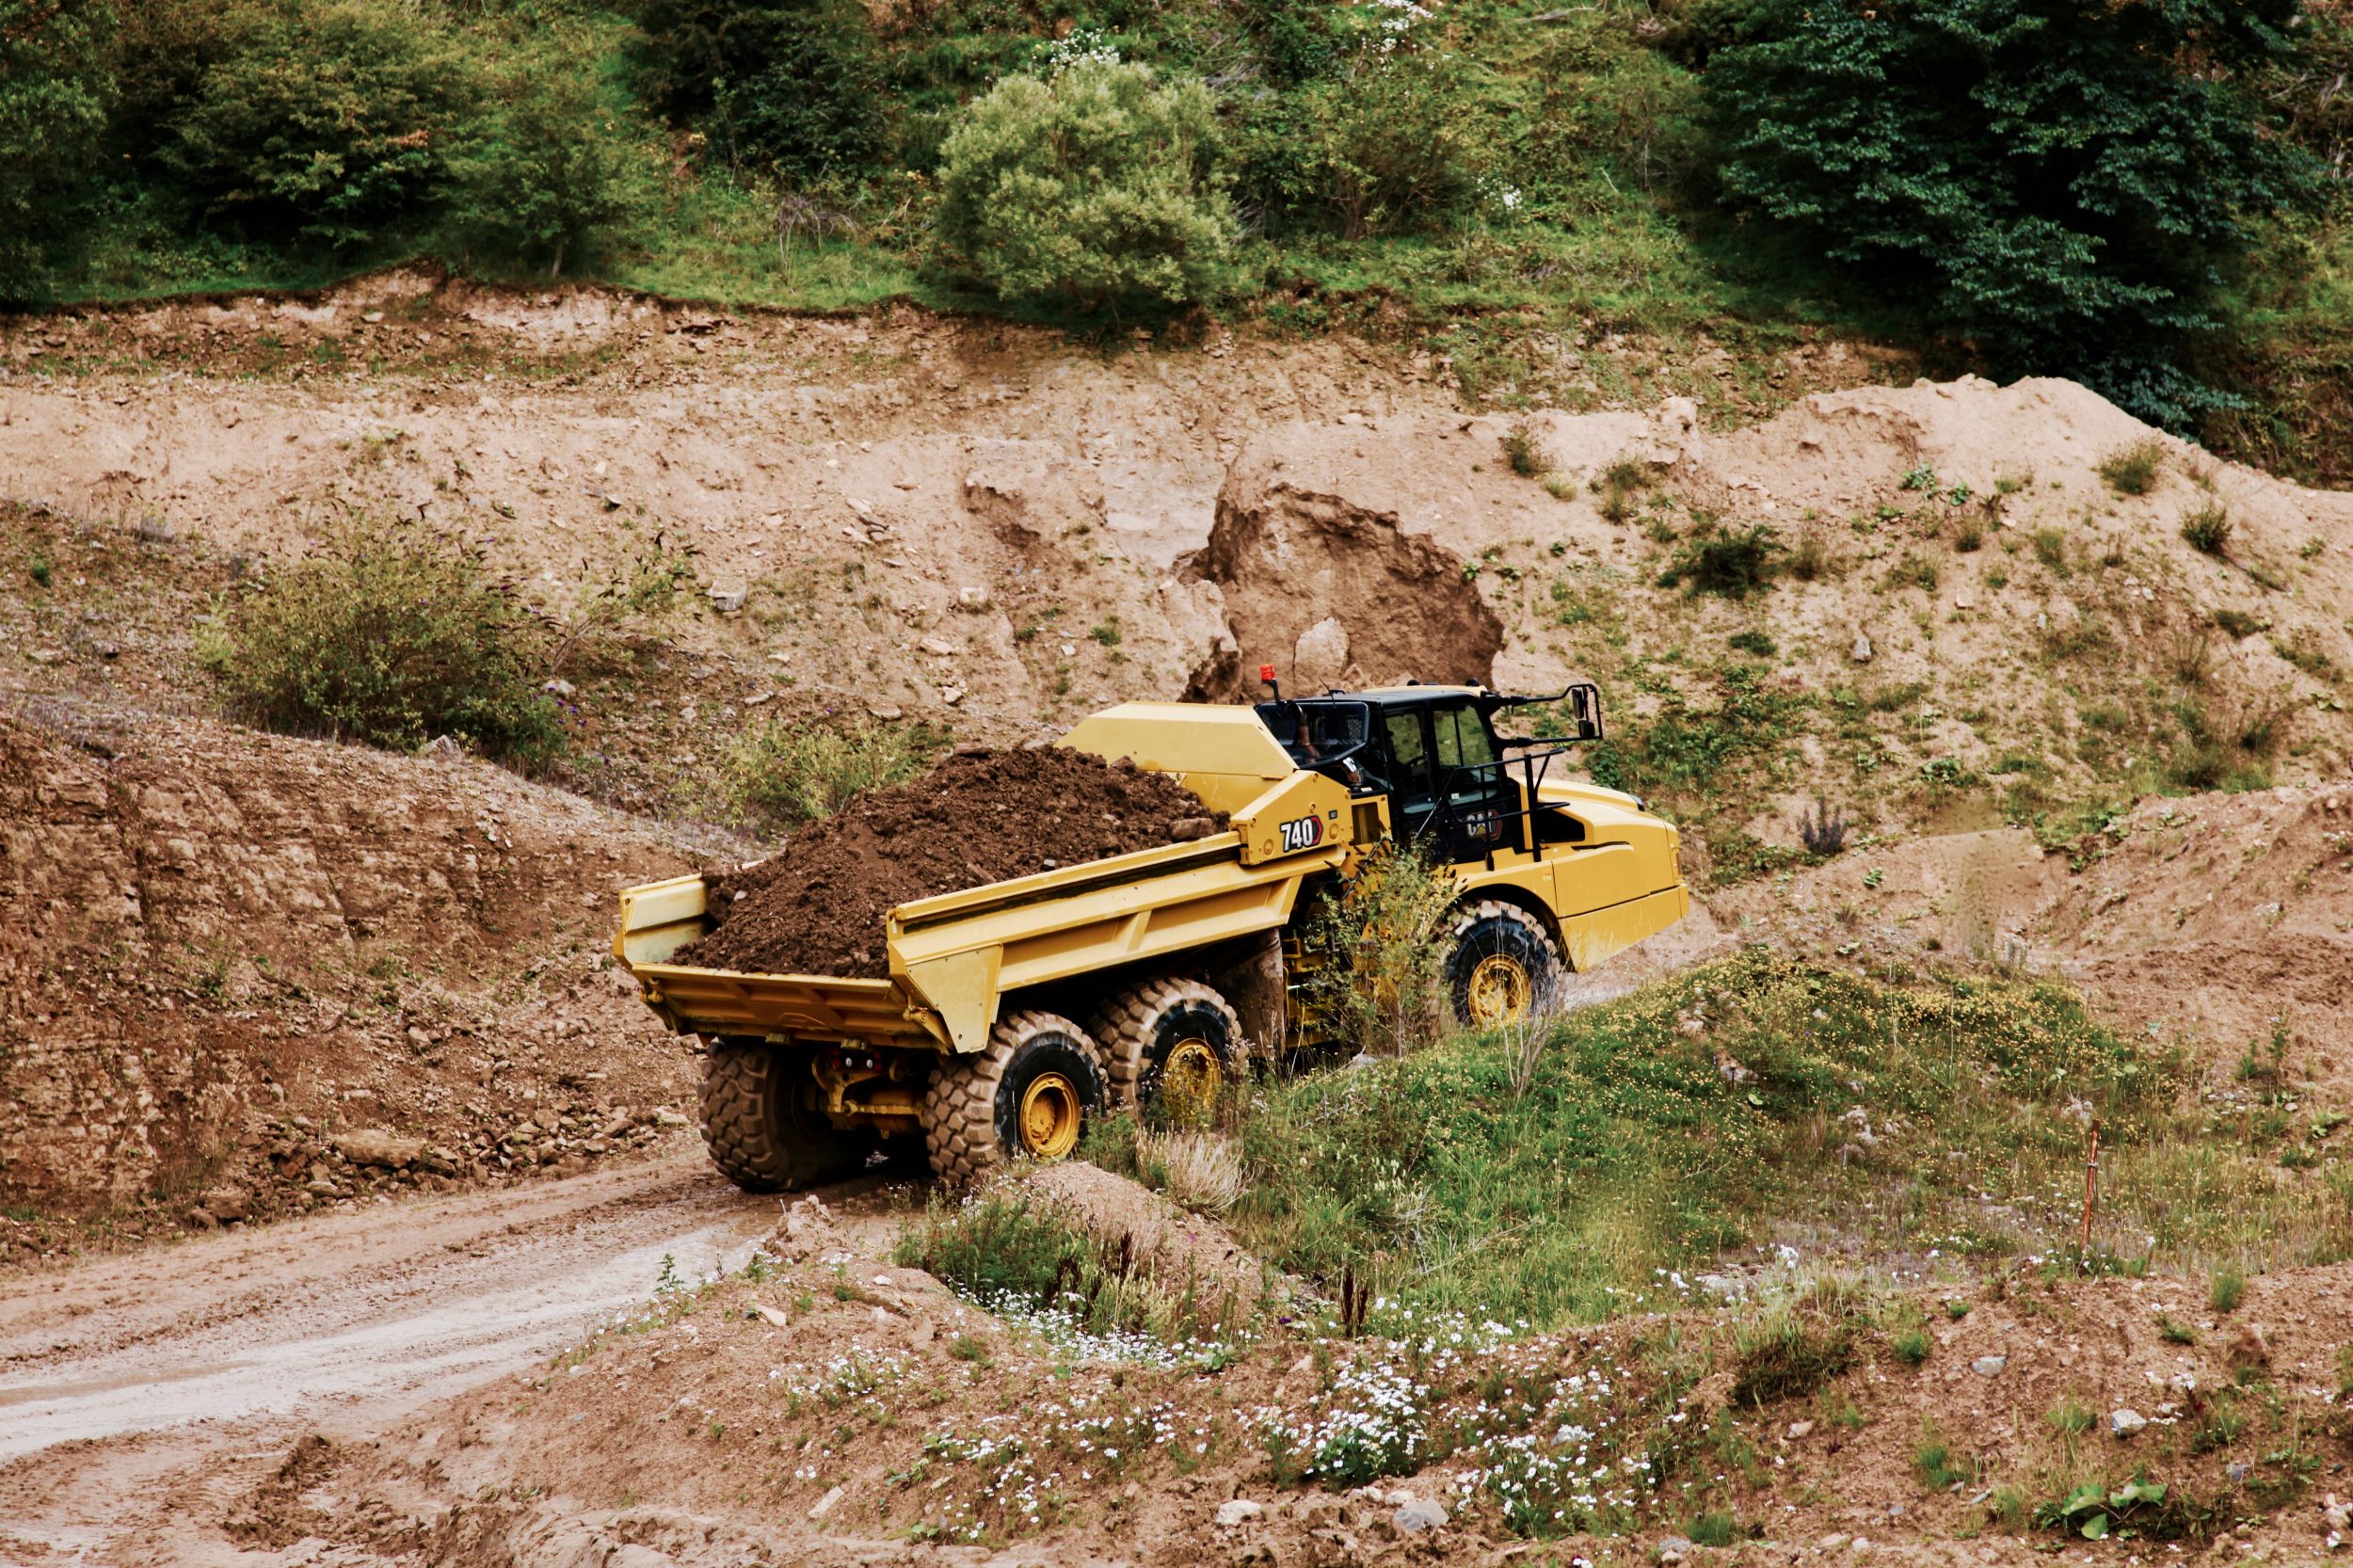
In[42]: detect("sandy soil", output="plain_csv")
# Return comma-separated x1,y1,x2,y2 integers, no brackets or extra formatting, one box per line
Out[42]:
0,1153,923,1565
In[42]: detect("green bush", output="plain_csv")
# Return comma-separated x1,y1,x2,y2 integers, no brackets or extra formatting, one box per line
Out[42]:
1295,48,1493,239
200,518,563,760
158,0,485,248
2100,440,2167,496
449,42,648,277
0,0,115,300
719,716,947,832
936,58,1233,309
1705,0,2314,424
723,27,888,181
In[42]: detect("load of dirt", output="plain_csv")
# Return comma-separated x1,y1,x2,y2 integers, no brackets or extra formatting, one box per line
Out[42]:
678,745,1220,978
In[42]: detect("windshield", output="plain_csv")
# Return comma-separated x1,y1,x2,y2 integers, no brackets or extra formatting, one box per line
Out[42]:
1431,702,1499,771
1256,700,1371,767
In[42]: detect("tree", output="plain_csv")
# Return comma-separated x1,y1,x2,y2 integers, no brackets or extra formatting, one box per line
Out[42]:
936,58,1234,310
160,0,481,249
452,45,648,277
1705,0,2314,424
0,0,115,300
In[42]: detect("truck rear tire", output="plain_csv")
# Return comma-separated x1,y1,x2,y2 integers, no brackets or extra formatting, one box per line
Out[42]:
1091,978,1245,1124
1444,901,1565,1029
921,1011,1108,1188
699,1040,871,1193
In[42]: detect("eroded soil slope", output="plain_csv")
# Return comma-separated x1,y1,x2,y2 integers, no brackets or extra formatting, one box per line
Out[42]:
0,709,705,1256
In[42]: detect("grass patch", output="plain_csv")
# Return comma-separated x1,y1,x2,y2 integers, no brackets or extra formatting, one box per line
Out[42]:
1221,950,2282,1328
2099,440,2167,496
1657,523,1785,600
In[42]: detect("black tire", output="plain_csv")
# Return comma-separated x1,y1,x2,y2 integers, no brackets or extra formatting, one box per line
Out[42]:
698,1040,872,1193
920,1011,1108,1188
1089,977,1246,1124
1443,900,1566,1030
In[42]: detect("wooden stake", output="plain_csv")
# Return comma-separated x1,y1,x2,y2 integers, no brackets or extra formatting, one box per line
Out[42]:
2080,1119,2102,1270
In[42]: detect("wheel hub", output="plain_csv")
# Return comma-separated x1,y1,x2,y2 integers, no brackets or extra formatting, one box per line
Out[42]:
1466,952,1532,1026
1017,1071,1082,1160
1159,1037,1225,1125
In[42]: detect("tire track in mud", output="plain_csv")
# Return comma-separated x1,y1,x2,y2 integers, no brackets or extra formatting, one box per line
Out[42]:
0,1153,791,1465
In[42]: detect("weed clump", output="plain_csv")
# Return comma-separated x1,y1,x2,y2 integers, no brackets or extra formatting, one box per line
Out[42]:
199,517,563,761
2180,503,2233,556
1502,424,1546,478
719,716,948,832
1592,456,1650,522
1658,523,1785,600
2100,440,2166,496
1795,796,1849,857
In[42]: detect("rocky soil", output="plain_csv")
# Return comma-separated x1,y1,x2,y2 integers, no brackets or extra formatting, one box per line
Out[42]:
1,274,2347,1566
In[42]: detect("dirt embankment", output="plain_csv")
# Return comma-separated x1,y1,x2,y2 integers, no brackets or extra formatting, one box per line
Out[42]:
277,1188,2353,1568
0,710,707,1256
682,746,1216,977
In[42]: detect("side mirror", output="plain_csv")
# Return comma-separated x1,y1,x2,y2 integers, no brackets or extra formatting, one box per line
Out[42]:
1567,681,1604,742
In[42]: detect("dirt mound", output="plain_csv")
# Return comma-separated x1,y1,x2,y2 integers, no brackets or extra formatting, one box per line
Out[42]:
1012,1160,1274,1313
1182,467,1506,699
679,746,1217,978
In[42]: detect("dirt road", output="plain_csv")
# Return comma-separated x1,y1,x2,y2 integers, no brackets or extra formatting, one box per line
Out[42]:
0,1151,852,1565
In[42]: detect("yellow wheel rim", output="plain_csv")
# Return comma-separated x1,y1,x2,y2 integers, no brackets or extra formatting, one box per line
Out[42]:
1159,1037,1225,1126
1017,1071,1083,1160
1467,953,1532,1027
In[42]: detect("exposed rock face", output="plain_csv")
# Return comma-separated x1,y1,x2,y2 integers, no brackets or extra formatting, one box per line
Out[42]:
0,715,691,1220
1182,474,1504,700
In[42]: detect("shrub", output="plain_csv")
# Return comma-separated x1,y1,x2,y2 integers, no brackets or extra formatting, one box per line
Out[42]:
1893,1328,1933,1366
1593,457,1650,523
449,42,649,277
936,59,1234,310
719,716,947,832
1658,523,1784,599
0,0,113,300
159,0,484,248
719,24,889,181
1727,630,1776,658
1299,842,1453,1058
2100,440,2167,497
2181,503,2233,556
200,518,563,760
1296,48,1492,238
2211,1263,2247,1313
1705,0,2313,425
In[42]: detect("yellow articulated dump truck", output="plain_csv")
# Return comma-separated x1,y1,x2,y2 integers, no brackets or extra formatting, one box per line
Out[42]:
616,681,1689,1191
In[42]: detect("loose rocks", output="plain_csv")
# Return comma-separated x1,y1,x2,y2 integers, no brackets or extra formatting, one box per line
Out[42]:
677,747,1218,979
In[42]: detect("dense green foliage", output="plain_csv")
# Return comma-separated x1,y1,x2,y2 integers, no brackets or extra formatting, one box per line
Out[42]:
936,58,1233,307
200,519,566,760
0,1,115,288
1704,0,2316,424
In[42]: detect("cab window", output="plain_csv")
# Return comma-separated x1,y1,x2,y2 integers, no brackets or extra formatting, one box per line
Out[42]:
1384,711,1430,788
1431,703,1497,772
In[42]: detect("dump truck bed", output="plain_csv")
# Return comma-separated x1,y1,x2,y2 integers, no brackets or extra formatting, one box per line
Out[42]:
615,824,1346,1055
